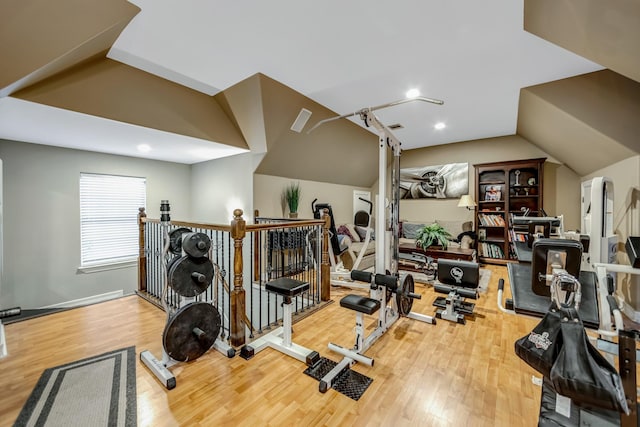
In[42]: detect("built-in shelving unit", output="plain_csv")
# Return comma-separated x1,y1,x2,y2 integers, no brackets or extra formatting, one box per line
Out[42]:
474,158,545,264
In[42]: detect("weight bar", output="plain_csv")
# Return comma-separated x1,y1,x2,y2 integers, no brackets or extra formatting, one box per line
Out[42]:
0,307,21,319
168,256,214,297
163,302,222,362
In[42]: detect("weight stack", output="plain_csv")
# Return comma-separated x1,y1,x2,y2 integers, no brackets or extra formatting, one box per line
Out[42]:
626,236,640,268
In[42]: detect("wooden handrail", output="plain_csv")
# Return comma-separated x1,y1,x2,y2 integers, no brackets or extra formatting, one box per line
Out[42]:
137,207,334,347
141,217,232,232
138,207,147,293
230,209,247,347
321,209,331,301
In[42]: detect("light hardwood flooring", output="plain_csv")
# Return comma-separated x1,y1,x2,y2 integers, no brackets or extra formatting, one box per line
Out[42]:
1,265,558,426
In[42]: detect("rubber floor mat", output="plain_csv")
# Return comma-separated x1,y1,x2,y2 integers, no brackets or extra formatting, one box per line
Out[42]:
303,357,373,401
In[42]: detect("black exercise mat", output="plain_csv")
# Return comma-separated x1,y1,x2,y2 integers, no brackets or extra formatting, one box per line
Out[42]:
2,308,70,325
304,357,373,401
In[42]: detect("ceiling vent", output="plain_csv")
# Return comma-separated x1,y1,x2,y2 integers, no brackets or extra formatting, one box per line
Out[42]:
388,123,404,130
290,108,313,133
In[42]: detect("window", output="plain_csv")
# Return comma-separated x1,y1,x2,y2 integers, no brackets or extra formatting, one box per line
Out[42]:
80,173,146,267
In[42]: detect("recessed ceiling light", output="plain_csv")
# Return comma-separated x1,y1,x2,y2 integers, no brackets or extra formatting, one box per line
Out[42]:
434,122,446,130
405,88,420,99
137,144,152,152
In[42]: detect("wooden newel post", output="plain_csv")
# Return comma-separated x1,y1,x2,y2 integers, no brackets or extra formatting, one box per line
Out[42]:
321,208,331,301
138,207,147,293
230,209,247,347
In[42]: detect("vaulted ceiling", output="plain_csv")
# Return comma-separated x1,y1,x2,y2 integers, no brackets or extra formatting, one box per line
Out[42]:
1,0,638,182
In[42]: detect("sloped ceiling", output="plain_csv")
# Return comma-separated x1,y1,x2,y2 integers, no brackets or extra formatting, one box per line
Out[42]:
0,0,140,94
13,55,248,151
518,0,640,176
524,0,640,83
0,0,248,164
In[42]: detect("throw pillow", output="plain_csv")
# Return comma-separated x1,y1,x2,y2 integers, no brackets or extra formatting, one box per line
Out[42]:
343,223,361,242
337,225,355,241
355,225,375,241
402,222,425,239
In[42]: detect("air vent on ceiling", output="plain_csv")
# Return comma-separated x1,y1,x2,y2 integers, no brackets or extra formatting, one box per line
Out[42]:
388,123,404,130
290,108,313,133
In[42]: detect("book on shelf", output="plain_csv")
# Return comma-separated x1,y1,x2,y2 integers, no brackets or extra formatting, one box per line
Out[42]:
509,228,526,242
478,213,506,227
480,242,505,259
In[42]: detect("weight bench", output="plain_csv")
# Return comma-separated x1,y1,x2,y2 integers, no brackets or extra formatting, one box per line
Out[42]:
499,239,601,329
433,259,480,324
240,277,320,366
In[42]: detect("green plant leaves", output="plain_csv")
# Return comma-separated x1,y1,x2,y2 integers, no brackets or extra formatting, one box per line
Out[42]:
284,182,300,213
415,223,452,250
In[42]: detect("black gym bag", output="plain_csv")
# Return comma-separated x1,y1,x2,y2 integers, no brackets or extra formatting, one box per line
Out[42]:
549,306,629,415
514,302,563,378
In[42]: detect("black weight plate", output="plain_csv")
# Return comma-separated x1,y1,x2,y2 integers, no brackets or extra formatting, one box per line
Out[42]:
168,256,214,297
397,274,415,316
182,232,211,258
169,227,192,255
163,302,221,362
166,255,181,274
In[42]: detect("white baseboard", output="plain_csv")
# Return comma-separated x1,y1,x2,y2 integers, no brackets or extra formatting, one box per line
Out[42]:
0,321,7,359
41,290,124,309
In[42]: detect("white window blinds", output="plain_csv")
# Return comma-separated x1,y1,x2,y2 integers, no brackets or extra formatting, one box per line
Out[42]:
80,173,146,266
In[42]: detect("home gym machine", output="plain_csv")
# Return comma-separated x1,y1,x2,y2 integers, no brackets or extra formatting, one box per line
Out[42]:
306,97,442,395
140,200,234,389
432,259,481,324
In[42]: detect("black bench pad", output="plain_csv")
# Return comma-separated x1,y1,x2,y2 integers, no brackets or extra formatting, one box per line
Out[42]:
266,277,309,297
340,294,381,315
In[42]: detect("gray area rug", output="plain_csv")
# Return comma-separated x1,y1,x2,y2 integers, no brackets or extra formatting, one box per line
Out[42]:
14,347,136,427
477,268,492,293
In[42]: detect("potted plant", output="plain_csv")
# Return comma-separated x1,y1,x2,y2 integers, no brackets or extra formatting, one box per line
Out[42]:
415,223,452,250
283,182,301,218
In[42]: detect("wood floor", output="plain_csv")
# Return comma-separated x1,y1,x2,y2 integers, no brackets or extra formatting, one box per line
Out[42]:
1,265,550,426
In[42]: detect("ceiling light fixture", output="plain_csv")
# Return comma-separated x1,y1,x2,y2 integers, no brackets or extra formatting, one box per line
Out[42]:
405,88,420,99
434,122,446,130
137,144,152,153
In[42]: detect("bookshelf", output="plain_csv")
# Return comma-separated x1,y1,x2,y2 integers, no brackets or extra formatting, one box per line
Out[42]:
474,158,545,264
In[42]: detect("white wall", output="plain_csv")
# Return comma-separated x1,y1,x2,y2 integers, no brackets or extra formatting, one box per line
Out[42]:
0,140,191,308
583,155,640,255
253,174,370,225
190,152,256,223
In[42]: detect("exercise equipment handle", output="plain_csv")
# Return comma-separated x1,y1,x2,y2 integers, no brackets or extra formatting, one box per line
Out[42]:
407,292,421,300
498,278,504,291
358,197,373,215
374,274,397,290
351,270,372,283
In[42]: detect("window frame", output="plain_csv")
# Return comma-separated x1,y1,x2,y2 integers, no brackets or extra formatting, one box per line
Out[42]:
78,172,146,272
